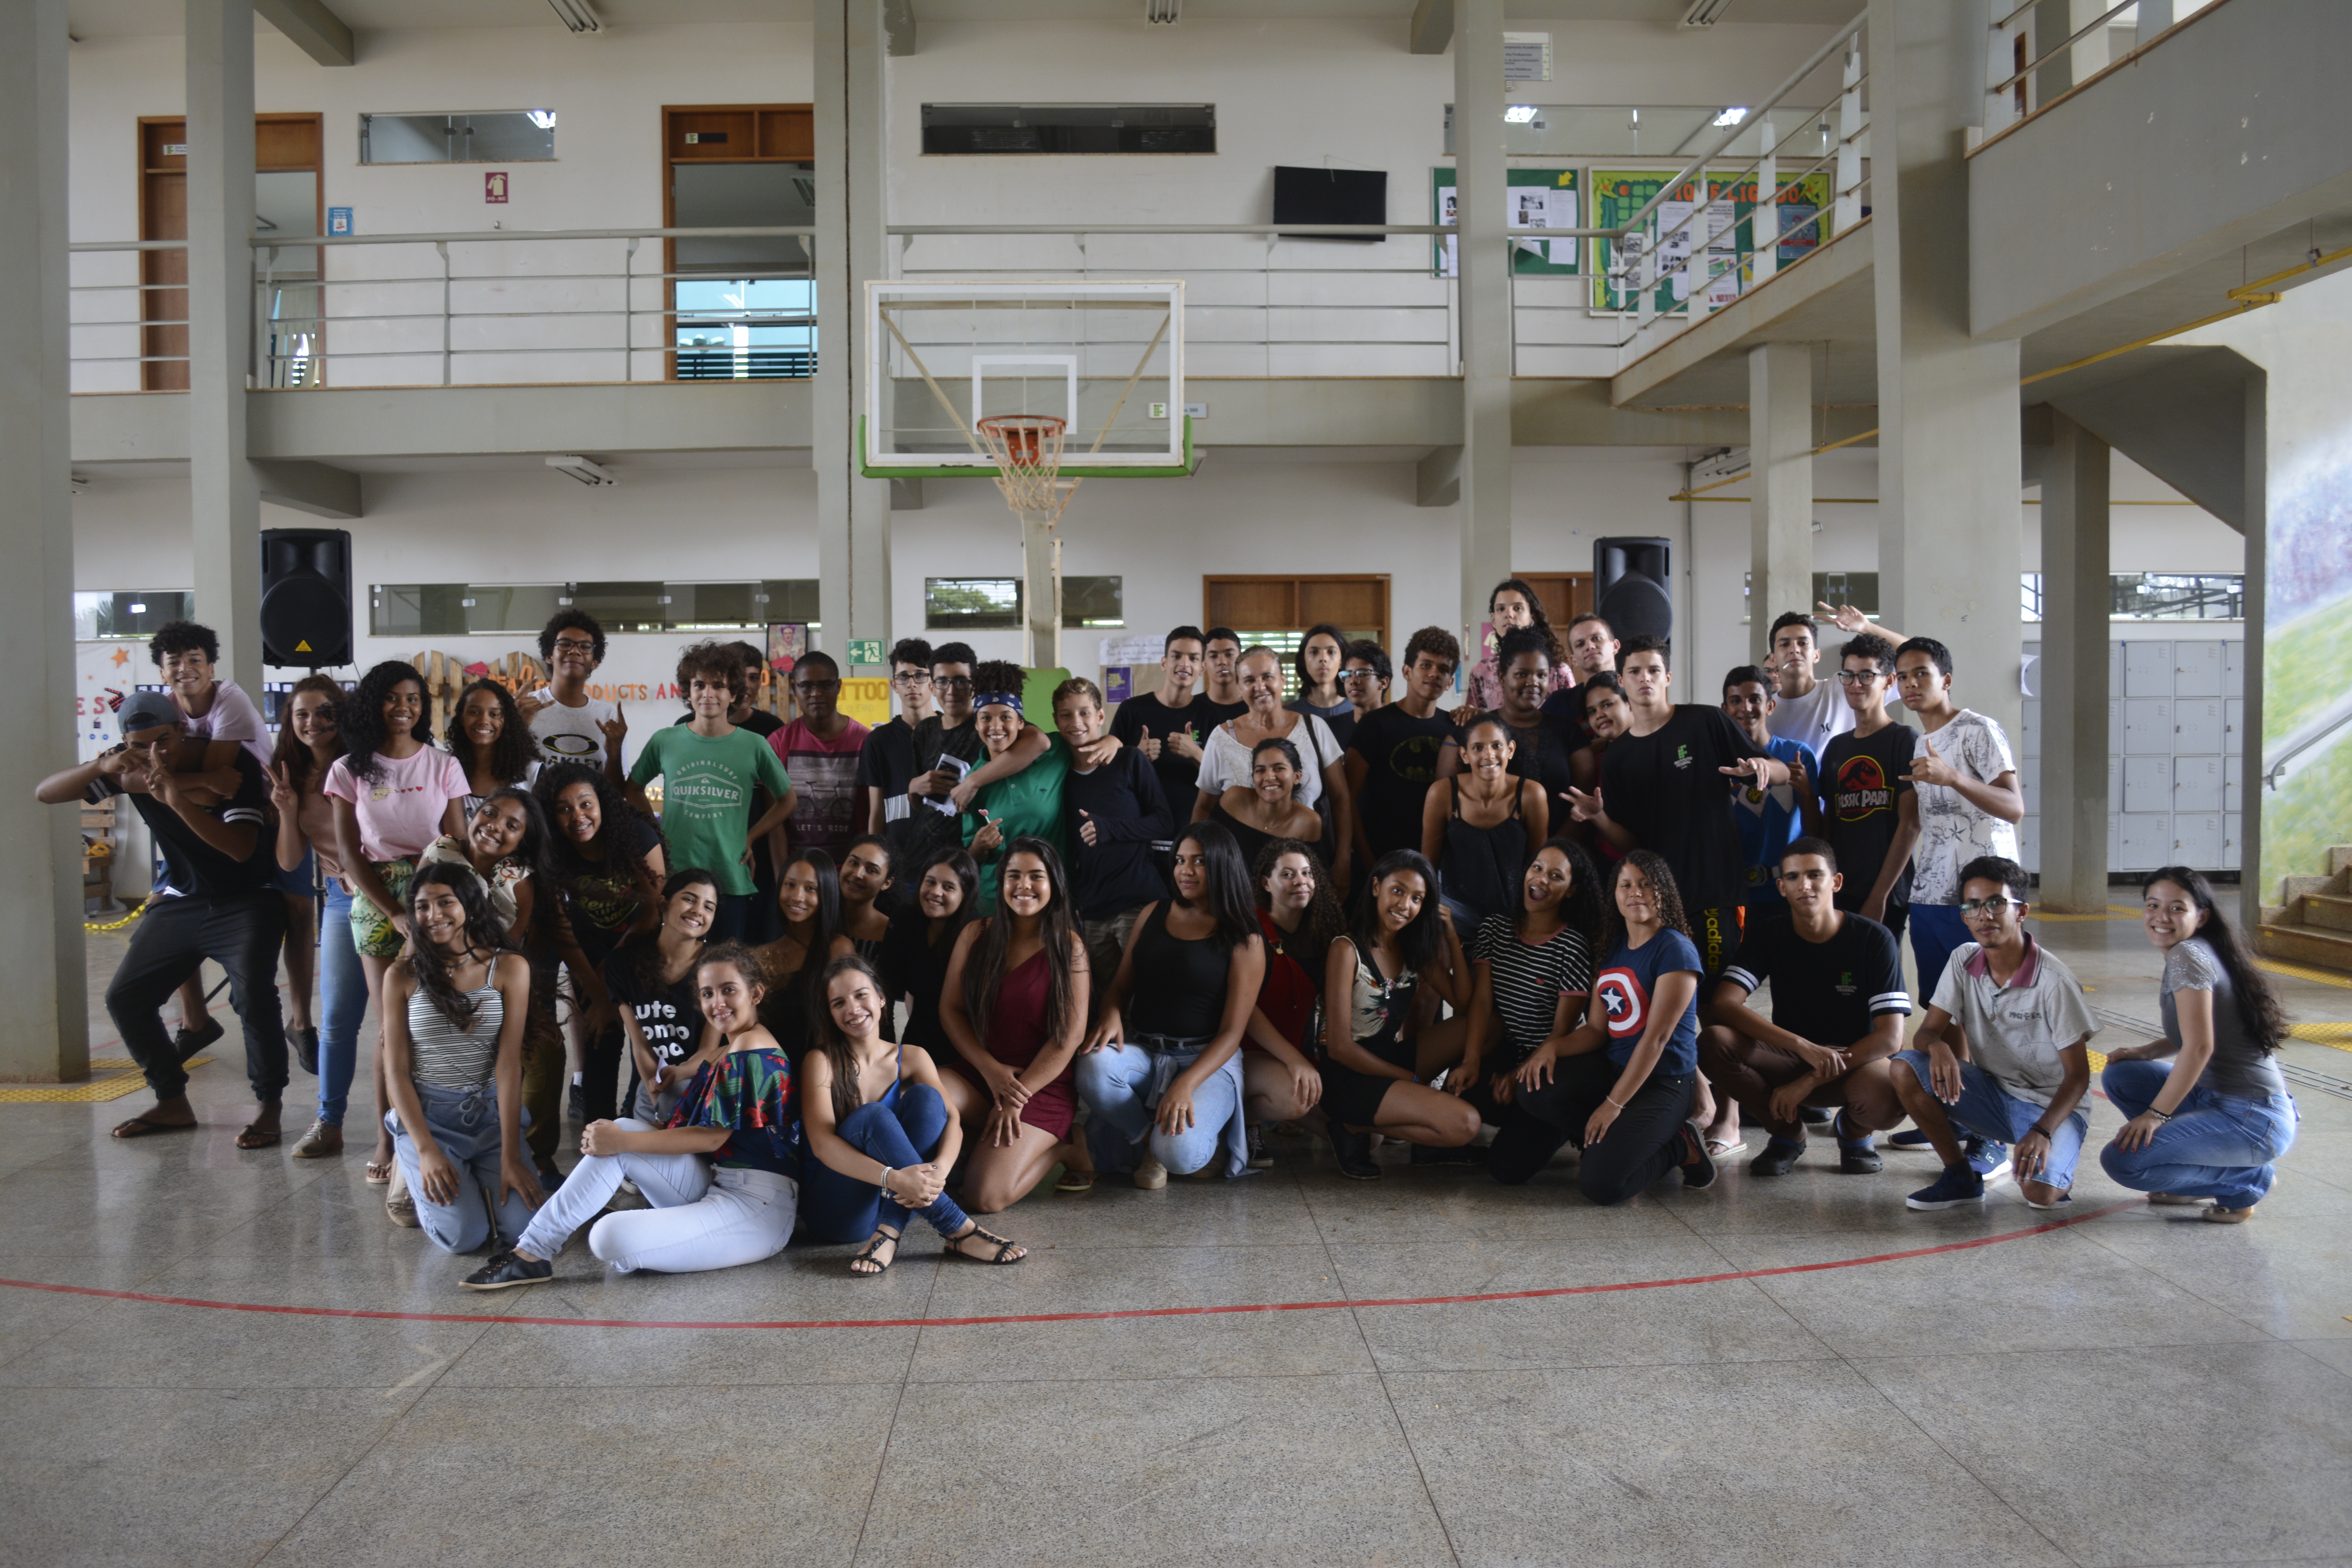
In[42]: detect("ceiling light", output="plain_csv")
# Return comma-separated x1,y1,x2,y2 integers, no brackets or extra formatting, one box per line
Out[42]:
546,0,602,34
1679,0,1739,26
1504,105,1539,124
526,110,557,130
1145,0,1180,22
129,602,147,614
546,455,618,487
1712,106,1749,127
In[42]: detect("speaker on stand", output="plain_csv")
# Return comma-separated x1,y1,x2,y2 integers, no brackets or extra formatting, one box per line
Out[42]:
259,528,353,669
1593,536,1673,646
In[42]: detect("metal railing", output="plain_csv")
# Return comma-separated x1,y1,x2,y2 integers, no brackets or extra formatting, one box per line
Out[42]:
1980,0,2227,143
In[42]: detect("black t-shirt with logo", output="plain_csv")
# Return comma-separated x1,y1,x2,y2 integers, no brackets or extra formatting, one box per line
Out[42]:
1720,910,1910,1047
89,750,275,900
1596,705,1765,910
1111,692,1244,815
1347,703,1457,857
1817,722,1917,912
601,951,706,1067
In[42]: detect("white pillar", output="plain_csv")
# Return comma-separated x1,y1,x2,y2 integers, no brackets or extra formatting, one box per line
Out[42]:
1454,0,1514,653
1871,0,2025,747
0,0,89,1082
815,0,894,666
2038,413,2110,911
1748,341,1813,664
186,0,262,694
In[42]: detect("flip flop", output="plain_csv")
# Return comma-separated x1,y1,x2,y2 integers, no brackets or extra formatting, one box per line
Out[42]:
112,1114,197,1140
235,1123,282,1150
1053,1167,1096,1193
1703,1136,1747,1159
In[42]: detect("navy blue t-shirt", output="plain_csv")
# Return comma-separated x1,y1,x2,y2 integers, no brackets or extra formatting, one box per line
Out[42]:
1590,927,1703,1074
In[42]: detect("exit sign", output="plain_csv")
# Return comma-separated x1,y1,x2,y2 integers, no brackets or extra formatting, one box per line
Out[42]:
846,639,884,667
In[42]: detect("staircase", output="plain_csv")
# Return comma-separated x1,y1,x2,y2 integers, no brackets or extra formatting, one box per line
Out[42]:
2259,845,2352,973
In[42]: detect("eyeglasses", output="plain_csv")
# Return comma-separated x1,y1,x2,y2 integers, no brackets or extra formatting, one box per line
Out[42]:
1960,896,2016,918
552,638,597,653
793,679,842,694
891,671,932,686
935,677,975,692
1343,668,1380,681
1833,669,1886,684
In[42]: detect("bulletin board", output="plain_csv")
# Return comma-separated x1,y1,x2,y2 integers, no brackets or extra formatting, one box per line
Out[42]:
1432,167,1581,279
1587,169,1833,313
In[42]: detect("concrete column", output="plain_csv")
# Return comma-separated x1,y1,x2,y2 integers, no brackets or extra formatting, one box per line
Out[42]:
1747,341,1813,663
1453,0,1513,649
2037,413,2109,911
814,0,894,666
0,0,89,1082
185,0,262,695
1869,0,2024,747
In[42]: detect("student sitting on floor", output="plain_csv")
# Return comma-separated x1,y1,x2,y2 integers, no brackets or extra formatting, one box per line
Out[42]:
2100,866,2298,1224
1890,855,2096,1212
461,942,800,1287
1696,838,1911,1178
798,955,1027,1274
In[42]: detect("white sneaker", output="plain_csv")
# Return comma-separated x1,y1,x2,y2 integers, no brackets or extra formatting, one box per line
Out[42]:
1132,1156,1169,1191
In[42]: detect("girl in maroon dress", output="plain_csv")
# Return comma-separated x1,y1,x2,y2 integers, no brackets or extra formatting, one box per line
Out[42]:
937,836,1095,1210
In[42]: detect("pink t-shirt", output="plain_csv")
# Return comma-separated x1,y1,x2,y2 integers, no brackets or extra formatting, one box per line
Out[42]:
322,746,470,862
176,679,273,768
769,716,871,859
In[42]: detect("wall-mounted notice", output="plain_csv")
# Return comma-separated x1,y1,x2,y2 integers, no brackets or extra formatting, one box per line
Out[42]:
484,171,510,204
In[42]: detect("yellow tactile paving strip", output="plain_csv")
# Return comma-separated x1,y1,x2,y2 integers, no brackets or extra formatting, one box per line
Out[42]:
0,1057,211,1103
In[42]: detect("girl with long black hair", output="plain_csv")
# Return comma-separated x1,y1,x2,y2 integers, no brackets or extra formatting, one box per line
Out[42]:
937,837,1093,1210
534,761,666,1121
881,846,982,1053
1079,821,1267,1186
2101,866,2298,1222
799,955,1028,1272
1317,848,1478,1178
606,868,722,1126
1463,577,1574,712
1240,838,1344,1163
750,847,853,1056
1451,836,1602,1125
445,677,541,818
379,861,541,1254
266,674,357,1158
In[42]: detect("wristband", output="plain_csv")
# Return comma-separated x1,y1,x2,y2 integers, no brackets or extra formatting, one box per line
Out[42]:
2147,1108,2172,1123
877,1165,894,1191
1605,1095,1627,1110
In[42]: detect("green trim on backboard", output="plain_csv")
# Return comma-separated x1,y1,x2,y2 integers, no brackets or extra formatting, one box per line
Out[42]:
858,416,1197,480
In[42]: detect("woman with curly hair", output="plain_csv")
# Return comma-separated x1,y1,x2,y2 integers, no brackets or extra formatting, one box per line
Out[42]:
1462,577,1575,712
1239,838,1344,1163
265,674,358,1158
324,661,470,1206
1451,836,1602,1127
379,862,541,1254
535,761,666,1122
1493,849,1721,1203
445,678,541,819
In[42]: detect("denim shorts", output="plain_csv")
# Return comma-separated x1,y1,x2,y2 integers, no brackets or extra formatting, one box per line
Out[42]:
1894,1048,2087,1187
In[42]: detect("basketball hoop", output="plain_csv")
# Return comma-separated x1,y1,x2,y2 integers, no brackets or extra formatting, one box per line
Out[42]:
976,415,1079,525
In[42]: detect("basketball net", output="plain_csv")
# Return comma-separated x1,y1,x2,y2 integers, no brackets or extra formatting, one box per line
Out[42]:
975,415,1079,526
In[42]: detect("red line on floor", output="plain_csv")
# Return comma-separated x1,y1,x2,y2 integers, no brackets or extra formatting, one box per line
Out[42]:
0,1198,2143,1332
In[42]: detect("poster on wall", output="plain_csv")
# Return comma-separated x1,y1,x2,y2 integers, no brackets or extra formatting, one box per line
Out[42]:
767,622,808,675
1432,168,1580,279
1588,169,1833,313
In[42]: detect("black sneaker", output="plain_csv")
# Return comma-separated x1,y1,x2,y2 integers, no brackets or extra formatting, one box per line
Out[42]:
1246,1123,1273,1170
1676,1124,1720,1189
1748,1136,1806,1177
1332,1125,1381,1180
173,1016,225,1062
1410,1141,1488,1167
291,1025,319,1076
461,1250,553,1290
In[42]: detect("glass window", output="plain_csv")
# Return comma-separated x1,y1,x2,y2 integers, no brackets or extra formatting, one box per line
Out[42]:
675,278,817,381
74,591,197,641
359,112,557,165
924,576,1122,630
920,105,1214,155
368,581,820,637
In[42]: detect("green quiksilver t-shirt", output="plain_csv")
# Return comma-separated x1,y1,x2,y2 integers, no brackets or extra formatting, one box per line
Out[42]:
630,724,793,896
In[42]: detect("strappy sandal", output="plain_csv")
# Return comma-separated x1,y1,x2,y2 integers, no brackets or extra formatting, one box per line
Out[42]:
364,1158,395,1185
849,1227,903,1277
1053,1165,1095,1193
944,1223,1027,1265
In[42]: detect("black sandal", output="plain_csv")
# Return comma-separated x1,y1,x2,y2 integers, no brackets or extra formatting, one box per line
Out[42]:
945,1223,1027,1265
849,1227,902,1278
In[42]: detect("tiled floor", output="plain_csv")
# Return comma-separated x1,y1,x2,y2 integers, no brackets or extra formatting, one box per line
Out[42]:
4,911,2349,1568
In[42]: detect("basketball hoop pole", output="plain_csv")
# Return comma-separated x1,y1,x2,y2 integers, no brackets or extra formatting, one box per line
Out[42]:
1021,515,1063,670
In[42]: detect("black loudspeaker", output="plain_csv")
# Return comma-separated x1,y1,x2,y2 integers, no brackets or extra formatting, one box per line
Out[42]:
1593,536,1673,645
259,528,353,668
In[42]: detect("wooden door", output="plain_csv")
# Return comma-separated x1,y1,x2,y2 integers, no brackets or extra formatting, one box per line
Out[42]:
1515,572,1594,631
1203,574,1390,649
662,104,815,380
138,115,323,392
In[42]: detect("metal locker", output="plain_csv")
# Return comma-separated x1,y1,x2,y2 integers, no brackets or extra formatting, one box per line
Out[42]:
2222,641,2244,697
2108,753,2123,812
2018,764,2036,815
2172,813,2223,868
2117,813,2171,870
2173,755,2225,813
2173,641,2222,697
2125,642,2174,695
2108,813,2122,869
2225,770,2243,815
2124,698,2175,754
2224,698,2245,755
2018,815,2040,873
2109,698,2123,751
2224,813,2241,869
2110,641,2126,695
2022,699,2040,759
2175,699,2225,753
2124,755,2172,812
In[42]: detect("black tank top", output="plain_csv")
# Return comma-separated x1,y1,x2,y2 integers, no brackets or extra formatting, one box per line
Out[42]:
1125,901,1230,1041
1442,779,1527,929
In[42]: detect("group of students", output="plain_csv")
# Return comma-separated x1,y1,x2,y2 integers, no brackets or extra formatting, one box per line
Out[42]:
37,589,2299,1294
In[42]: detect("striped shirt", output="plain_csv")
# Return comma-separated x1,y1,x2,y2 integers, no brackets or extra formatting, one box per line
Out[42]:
1472,913,1595,1066
407,982,505,1089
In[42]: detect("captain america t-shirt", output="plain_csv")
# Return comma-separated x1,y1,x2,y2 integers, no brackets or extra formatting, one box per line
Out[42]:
1587,927,1703,1074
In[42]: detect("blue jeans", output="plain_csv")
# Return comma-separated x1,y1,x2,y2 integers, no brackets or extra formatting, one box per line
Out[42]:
314,882,367,1127
798,1084,969,1243
1893,1048,2087,1188
1910,903,1971,1001
1077,1040,1247,1178
385,1081,536,1254
2099,1060,2297,1209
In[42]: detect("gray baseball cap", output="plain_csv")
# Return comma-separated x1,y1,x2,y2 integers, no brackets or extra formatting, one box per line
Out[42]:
115,691,182,737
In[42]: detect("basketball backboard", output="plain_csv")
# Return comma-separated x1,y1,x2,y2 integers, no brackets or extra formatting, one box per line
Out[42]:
860,279,1192,478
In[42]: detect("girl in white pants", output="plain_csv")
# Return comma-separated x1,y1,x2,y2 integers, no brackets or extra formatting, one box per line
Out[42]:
462,943,801,1287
